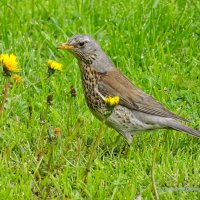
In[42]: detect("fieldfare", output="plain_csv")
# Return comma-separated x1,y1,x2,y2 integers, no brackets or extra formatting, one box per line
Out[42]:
58,34,200,144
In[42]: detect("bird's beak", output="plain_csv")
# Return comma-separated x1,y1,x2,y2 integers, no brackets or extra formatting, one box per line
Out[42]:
57,43,74,50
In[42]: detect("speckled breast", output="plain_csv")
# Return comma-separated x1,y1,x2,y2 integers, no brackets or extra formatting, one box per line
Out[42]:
80,63,107,120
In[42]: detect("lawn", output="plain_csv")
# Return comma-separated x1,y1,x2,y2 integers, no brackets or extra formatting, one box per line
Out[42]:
0,0,200,199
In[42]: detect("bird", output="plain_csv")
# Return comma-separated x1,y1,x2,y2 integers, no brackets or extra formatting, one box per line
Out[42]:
58,34,200,144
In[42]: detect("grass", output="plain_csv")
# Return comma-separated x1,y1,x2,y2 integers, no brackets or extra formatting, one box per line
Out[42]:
0,0,200,199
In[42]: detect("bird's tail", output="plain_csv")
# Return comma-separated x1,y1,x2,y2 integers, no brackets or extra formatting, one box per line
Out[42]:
167,120,200,138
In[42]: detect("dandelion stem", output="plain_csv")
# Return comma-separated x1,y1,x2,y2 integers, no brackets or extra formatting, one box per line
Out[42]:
0,78,9,114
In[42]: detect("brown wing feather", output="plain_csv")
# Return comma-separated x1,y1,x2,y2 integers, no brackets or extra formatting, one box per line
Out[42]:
98,69,188,122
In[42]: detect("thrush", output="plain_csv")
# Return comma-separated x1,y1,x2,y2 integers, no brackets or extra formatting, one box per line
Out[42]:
58,34,200,144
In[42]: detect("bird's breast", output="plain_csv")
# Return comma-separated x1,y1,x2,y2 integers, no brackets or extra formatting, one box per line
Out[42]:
80,64,107,118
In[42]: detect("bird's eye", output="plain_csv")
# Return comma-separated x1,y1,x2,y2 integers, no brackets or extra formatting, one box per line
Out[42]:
79,42,85,46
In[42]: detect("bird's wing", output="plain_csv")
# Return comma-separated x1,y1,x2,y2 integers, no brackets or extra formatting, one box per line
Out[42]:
97,69,188,122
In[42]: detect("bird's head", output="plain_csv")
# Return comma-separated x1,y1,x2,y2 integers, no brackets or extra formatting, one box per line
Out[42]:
58,34,114,72
58,34,100,63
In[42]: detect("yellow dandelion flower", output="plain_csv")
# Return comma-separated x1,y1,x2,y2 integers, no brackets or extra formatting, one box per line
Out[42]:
1,53,20,73
48,59,62,71
0,54,5,62
54,127,61,137
104,96,120,106
12,74,22,83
